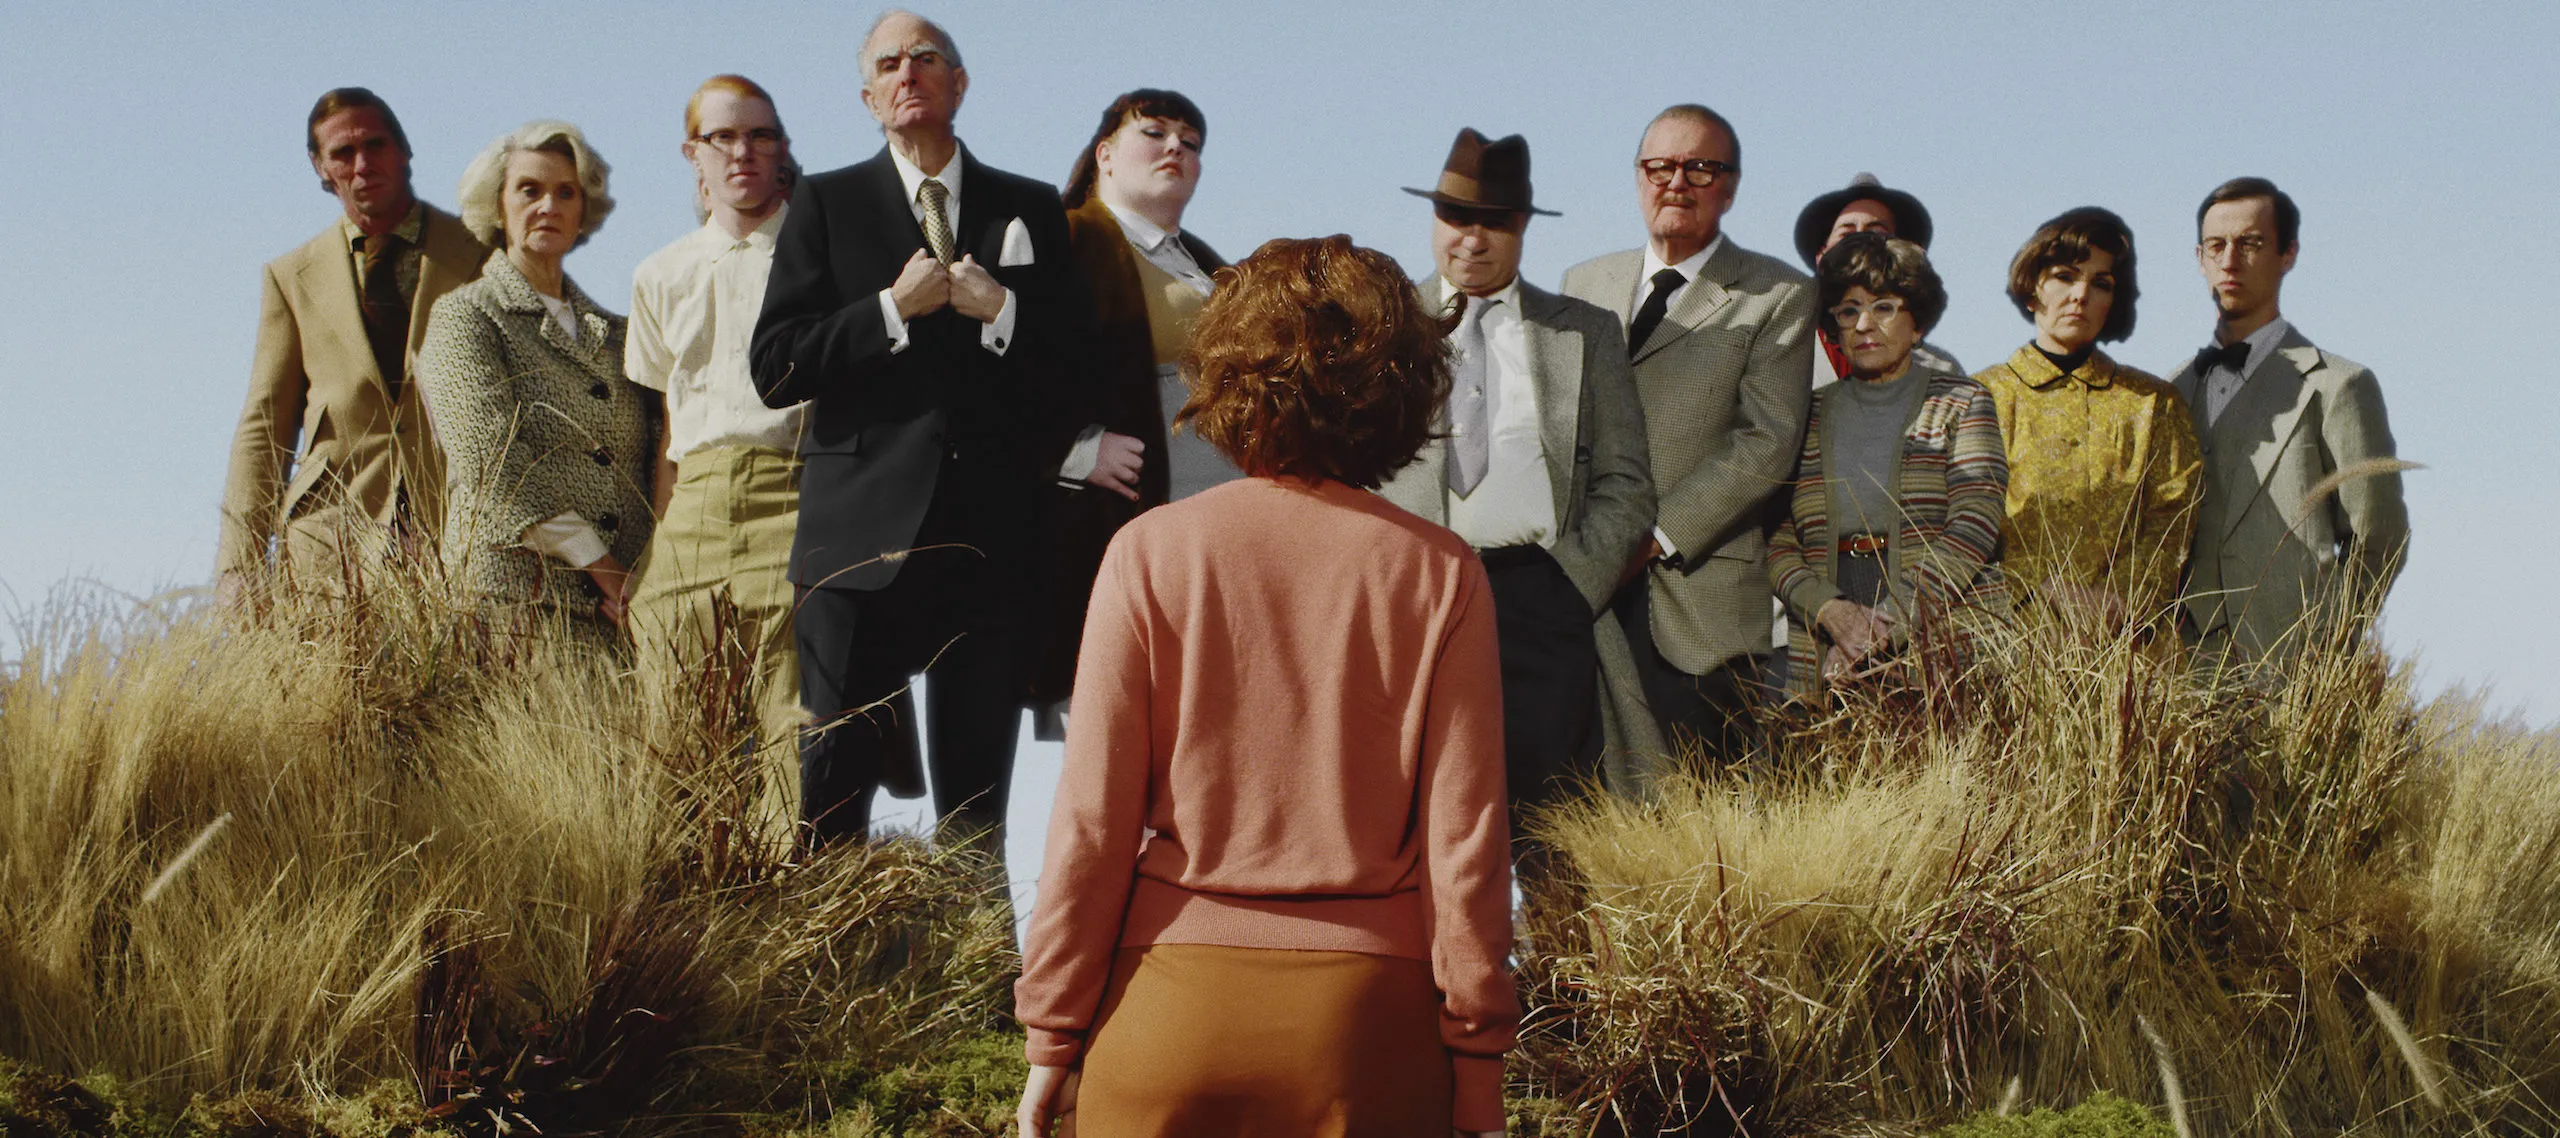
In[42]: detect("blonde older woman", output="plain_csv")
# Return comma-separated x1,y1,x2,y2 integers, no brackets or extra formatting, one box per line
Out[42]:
418,120,654,638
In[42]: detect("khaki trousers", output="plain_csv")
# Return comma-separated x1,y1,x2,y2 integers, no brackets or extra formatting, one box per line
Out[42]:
631,446,804,818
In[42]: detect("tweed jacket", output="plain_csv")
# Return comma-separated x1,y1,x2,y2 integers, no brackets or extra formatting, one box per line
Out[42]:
218,204,488,578
2169,324,2408,660
1378,276,1656,614
1561,238,1817,673
1020,195,1227,702
417,252,655,617
1768,368,2011,694
1973,345,2202,619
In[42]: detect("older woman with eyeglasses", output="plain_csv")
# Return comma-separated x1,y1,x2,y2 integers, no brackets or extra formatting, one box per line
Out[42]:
417,120,651,641
1768,234,2010,690
1973,207,2202,629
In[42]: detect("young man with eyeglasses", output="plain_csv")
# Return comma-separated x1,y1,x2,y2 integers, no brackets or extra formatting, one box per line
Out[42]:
1561,103,1815,784
2169,176,2408,666
625,74,807,820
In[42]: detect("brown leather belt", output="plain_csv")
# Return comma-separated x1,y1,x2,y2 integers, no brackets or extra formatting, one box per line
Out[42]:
1838,533,1890,556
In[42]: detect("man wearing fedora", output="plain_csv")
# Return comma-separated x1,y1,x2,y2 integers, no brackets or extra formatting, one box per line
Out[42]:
1793,173,1964,387
1379,129,1653,841
1562,104,1814,781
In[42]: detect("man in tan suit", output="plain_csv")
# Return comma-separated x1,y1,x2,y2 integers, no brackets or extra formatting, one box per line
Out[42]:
1378,128,1653,839
1562,104,1815,779
2170,177,2408,664
218,88,488,600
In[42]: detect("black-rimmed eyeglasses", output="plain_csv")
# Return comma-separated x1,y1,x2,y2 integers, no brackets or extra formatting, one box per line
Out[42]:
1638,157,1738,188
693,128,784,155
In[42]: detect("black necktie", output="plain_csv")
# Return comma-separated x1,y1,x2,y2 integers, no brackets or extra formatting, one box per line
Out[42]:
1627,267,1685,358
2193,340,2249,375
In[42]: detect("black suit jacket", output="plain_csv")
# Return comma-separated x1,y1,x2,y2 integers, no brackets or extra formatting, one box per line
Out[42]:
752,144,1092,590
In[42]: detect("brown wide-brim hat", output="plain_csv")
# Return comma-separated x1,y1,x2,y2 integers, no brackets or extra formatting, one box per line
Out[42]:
1402,127,1561,217
1794,172,1933,269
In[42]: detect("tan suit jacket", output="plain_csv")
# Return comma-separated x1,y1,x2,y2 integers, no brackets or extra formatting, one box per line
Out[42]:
2170,324,2409,661
218,204,488,578
1379,277,1656,613
1562,239,1816,673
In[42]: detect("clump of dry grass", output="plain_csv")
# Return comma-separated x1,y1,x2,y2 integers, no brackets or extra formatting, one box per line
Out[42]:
0,562,1014,1134
1520,584,2560,1136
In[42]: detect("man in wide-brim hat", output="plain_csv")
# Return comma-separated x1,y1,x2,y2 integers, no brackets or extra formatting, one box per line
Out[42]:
1379,127,1655,865
1794,172,1964,383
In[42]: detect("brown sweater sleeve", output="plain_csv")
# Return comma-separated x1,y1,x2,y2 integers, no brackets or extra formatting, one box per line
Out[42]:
1422,558,1521,1132
1015,536,1152,1067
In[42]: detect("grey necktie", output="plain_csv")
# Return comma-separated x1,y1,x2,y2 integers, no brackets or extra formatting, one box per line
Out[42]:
918,177,955,264
1446,296,1497,497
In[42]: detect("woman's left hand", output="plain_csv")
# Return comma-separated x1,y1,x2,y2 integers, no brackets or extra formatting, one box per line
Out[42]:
1017,1064,1080,1137
584,554,632,627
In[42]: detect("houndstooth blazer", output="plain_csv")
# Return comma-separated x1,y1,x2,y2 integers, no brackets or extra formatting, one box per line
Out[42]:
417,251,655,618
1562,237,1816,675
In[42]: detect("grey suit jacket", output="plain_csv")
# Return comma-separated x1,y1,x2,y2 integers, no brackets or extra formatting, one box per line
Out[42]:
1378,278,1655,613
1562,239,1816,674
2170,324,2409,661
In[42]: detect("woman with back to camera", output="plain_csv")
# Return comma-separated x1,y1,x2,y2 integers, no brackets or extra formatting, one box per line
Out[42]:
1022,88,1234,722
417,121,652,644
1972,207,2201,630
1767,233,2010,690
1013,236,1518,1138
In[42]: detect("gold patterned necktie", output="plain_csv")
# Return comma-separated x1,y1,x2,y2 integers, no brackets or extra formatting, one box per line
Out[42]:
918,177,955,264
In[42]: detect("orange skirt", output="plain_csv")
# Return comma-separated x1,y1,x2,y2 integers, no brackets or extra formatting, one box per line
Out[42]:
1074,944,1454,1137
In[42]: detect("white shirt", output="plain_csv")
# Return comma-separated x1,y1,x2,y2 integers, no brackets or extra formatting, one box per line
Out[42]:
2202,316,2292,427
877,143,1017,356
1437,277,1557,550
626,207,805,459
537,292,580,345
1634,234,1724,562
1104,199,1214,296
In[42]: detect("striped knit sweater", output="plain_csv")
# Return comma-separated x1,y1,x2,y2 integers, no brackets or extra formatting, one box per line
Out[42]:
1768,367,2012,693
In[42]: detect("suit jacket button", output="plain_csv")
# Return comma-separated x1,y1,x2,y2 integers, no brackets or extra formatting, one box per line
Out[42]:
589,382,611,400
592,448,612,466
598,512,619,531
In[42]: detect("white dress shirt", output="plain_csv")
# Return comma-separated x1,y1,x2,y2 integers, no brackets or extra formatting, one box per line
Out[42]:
1634,234,1725,562
877,144,1017,356
626,206,805,459
2201,316,2292,426
1056,199,1220,482
1438,277,1558,550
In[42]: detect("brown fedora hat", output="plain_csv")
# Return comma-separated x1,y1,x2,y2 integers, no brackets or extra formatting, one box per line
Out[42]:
1402,127,1561,217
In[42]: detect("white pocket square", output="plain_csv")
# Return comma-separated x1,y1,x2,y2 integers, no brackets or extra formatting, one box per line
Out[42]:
998,217,1036,267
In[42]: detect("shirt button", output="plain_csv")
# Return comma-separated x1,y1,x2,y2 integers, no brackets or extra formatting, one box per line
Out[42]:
589,382,611,400
592,448,612,466
993,337,1007,349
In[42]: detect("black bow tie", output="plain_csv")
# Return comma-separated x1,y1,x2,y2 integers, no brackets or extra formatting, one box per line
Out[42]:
2194,341,2250,375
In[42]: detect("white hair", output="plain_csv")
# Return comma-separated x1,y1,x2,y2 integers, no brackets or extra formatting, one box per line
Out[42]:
456,120,616,248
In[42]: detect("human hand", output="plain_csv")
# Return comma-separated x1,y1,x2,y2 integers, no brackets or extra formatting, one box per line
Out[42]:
1617,536,1664,591
948,254,1007,322
1085,432,1145,500
1016,1064,1080,1137
890,248,951,320
586,554,632,628
1814,598,1894,678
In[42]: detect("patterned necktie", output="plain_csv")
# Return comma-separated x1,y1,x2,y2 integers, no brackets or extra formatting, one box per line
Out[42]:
1627,267,1685,358
918,177,956,264
359,232,410,398
1446,296,1496,497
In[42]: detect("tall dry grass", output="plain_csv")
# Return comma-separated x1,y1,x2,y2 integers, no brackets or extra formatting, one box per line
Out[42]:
1517,584,2560,1136
0,563,1013,1134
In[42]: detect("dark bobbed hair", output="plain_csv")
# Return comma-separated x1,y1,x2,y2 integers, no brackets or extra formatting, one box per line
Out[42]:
1061,88,1206,207
2005,206,2140,343
306,87,412,195
1178,235,1453,490
1639,103,1740,169
2196,175,2300,253
1817,234,1948,338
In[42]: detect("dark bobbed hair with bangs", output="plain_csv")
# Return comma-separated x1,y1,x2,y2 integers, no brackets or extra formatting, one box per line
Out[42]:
1817,233,1948,338
1177,235,1453,489
2005,205,2140,343
1062,88,1207,208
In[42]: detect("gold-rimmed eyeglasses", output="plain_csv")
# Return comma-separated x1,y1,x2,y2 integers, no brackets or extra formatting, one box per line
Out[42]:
1638,157,1738,188
2197,234,2272,261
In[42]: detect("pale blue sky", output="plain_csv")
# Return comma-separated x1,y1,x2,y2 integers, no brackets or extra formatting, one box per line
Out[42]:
4,0,2555,752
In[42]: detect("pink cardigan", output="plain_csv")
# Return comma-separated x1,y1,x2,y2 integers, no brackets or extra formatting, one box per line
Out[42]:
1014,476,1519,1131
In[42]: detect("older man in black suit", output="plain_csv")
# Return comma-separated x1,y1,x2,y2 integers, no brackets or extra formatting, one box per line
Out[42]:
752,9,1091,846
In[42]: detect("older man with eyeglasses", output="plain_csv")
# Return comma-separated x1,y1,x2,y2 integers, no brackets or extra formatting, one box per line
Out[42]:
1562,103,1816,785
624,75,808,827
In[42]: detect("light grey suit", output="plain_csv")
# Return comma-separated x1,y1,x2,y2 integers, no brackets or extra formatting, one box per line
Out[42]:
1563,239,1815,774
1379,278,1656,611
2170,324,2409,662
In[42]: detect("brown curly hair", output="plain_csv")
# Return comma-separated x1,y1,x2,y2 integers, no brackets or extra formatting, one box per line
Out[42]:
1178,235,1453,489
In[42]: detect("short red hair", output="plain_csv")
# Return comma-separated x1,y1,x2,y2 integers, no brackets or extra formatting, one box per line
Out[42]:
1179,236,1454,490
683,74,785,141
